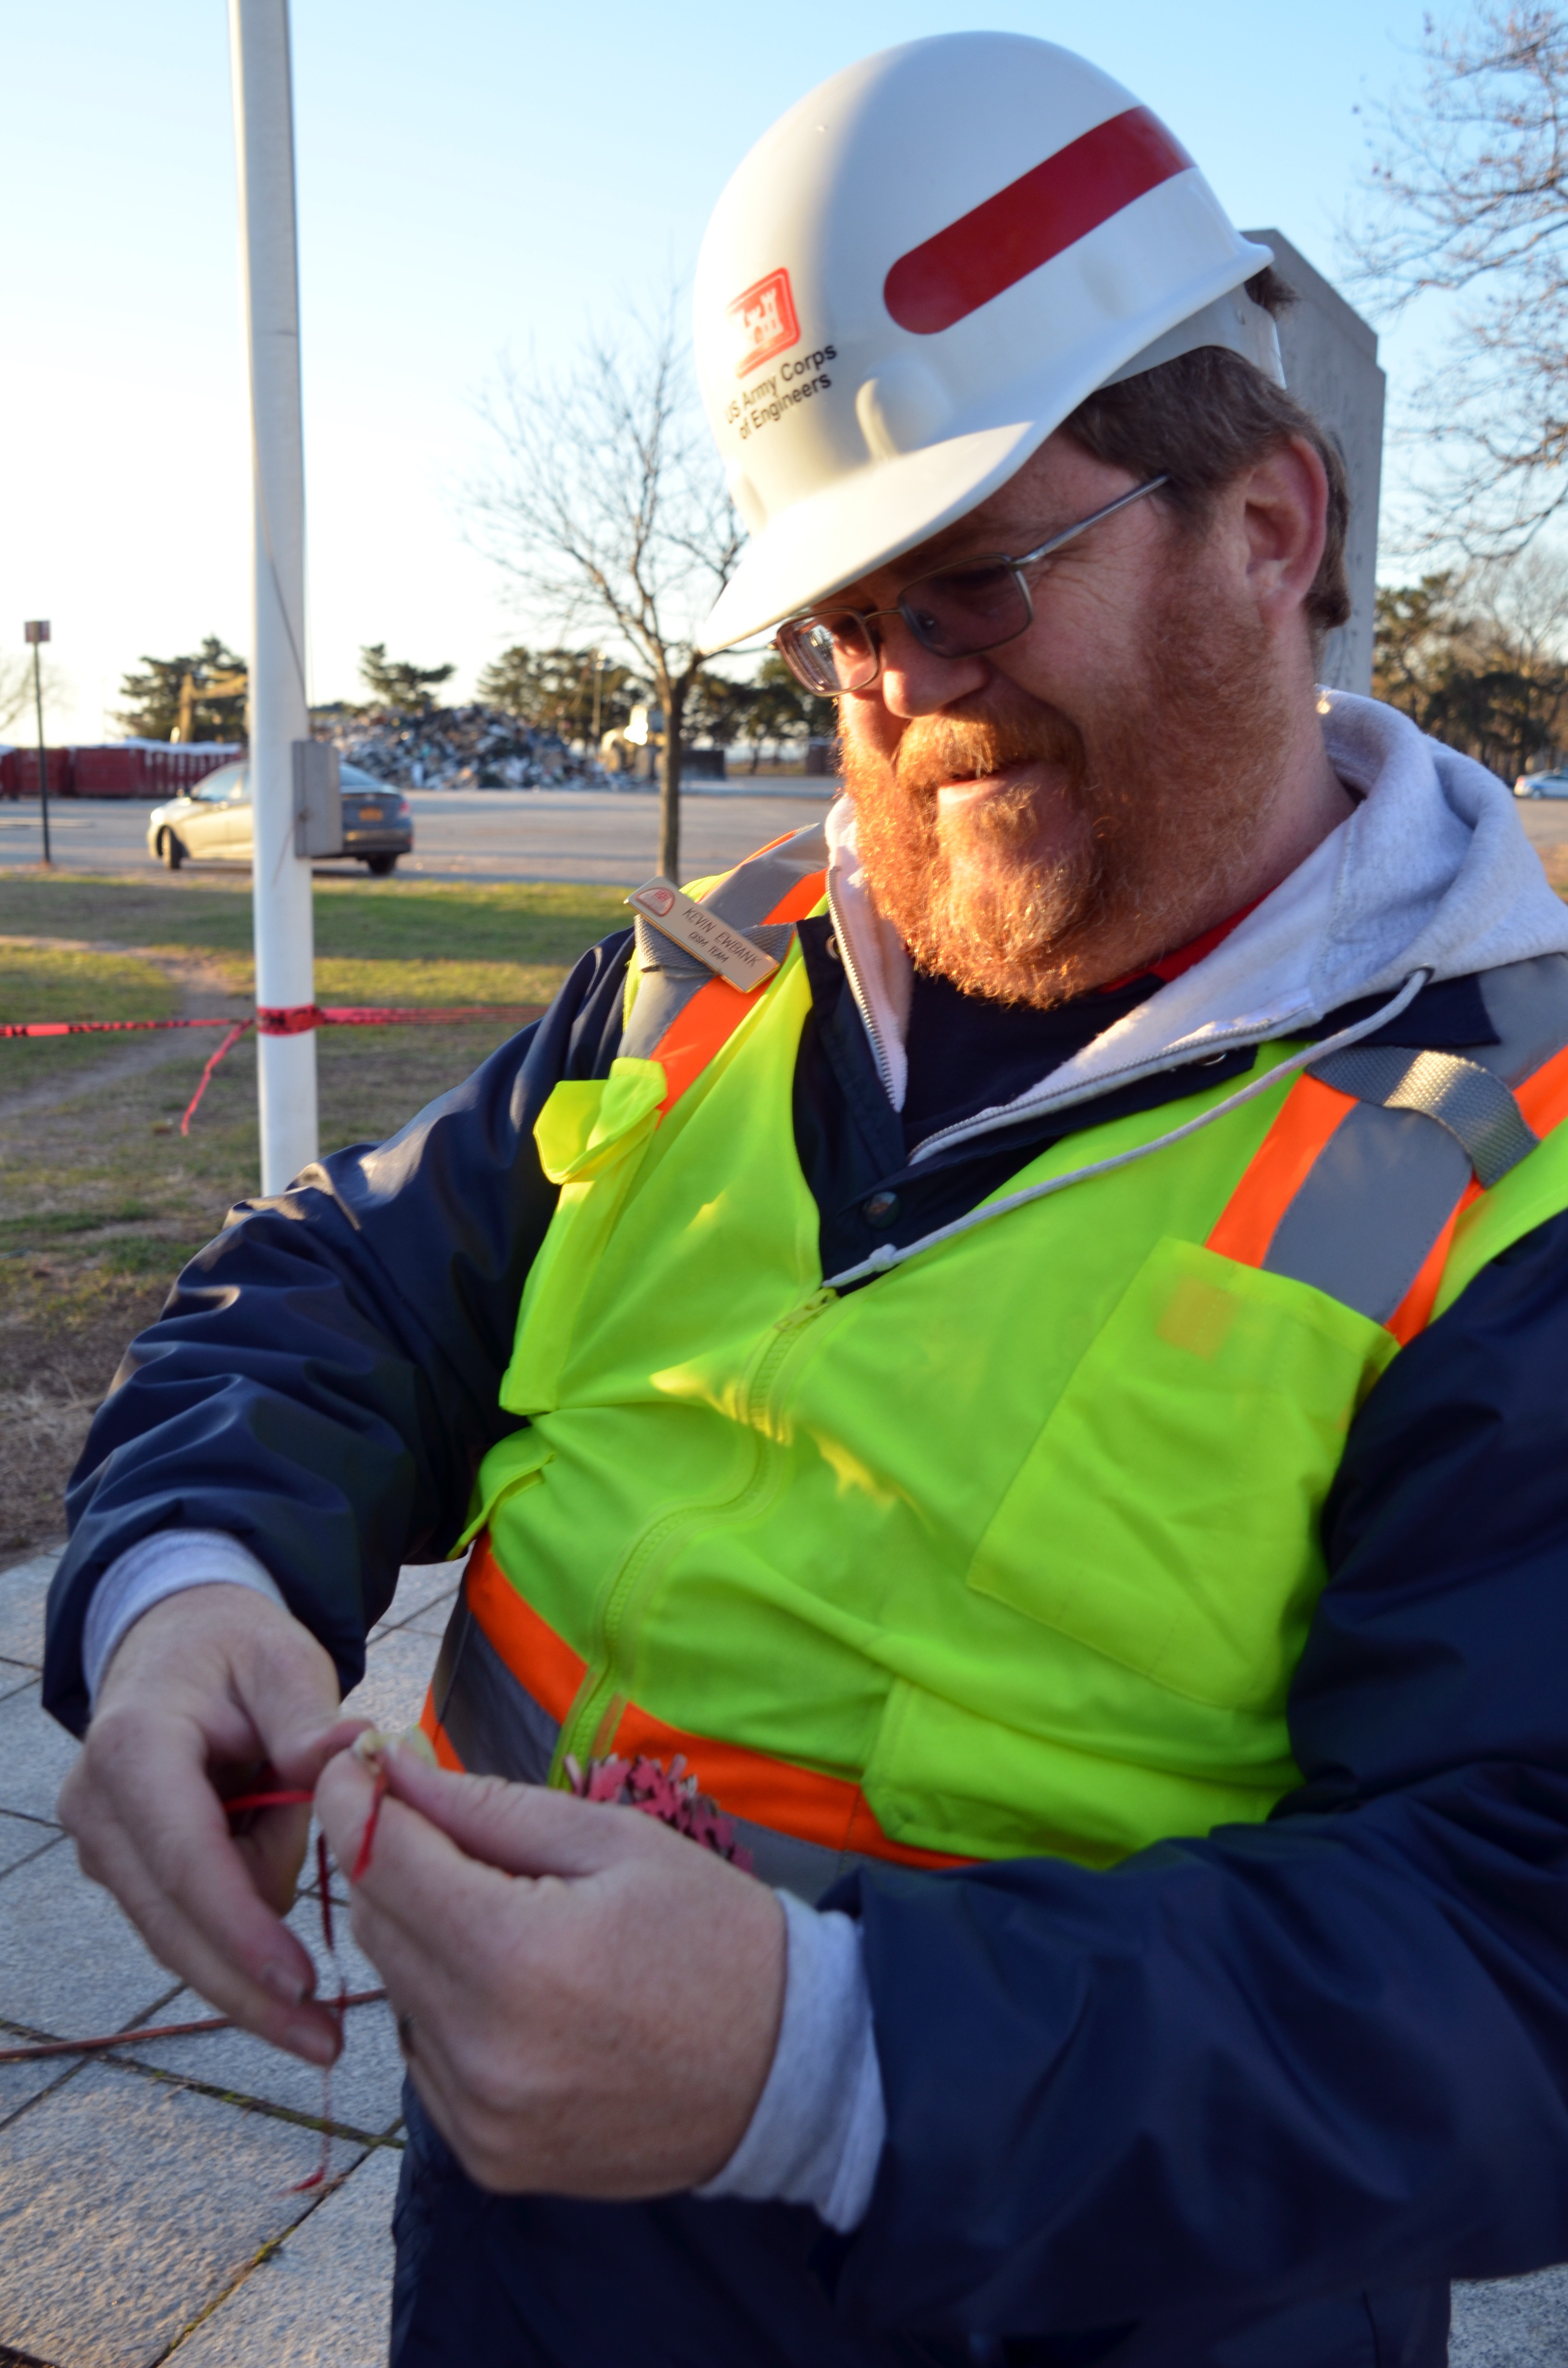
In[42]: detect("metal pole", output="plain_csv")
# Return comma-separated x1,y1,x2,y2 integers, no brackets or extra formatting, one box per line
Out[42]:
25,629,51,866
229,0,317,1195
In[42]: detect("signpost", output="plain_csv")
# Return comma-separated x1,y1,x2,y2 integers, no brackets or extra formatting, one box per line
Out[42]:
24,622,50,866
229,0,318,1195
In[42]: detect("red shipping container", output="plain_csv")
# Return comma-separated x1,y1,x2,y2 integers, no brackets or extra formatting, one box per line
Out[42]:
0,747,72,800
0,744,239,800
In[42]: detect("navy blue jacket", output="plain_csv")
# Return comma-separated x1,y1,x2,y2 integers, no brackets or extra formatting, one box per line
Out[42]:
44,925,1568,2368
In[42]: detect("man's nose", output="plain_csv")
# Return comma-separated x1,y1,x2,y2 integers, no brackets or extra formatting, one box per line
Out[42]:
873,614,991,718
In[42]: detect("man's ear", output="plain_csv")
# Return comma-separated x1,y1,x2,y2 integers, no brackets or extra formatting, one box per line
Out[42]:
1239,436,1328,634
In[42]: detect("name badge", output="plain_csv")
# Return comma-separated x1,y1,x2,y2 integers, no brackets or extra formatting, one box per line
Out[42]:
626,879,781,992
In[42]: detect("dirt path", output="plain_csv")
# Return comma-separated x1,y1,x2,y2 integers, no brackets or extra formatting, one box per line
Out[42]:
0,935,249,1125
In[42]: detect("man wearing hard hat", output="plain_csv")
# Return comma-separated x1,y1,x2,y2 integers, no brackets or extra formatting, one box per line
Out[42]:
46,34,1568,2368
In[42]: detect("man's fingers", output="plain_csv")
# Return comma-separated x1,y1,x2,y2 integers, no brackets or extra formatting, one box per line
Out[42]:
61,1704,325,2035
99,1825,342,2060
335,1745,689,1882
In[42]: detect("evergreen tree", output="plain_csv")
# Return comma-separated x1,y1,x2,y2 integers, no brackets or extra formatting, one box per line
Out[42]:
358,643,456,714
115,636,247,742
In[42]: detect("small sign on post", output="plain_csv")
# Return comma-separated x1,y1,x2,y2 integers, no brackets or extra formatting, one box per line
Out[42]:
292,740,343,858
23,622,50,867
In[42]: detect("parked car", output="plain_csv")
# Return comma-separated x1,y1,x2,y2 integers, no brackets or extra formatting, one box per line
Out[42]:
146,760,413,873
1514,771,1568,799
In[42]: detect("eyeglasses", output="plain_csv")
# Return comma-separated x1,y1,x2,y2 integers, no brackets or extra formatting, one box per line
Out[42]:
772,475,1169,696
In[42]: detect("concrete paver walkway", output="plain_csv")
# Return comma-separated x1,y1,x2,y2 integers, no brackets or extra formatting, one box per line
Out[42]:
2,1545,1567,2364
0,1548,458,2368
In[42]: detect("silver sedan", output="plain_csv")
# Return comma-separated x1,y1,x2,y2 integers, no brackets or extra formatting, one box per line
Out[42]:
147,759,414,873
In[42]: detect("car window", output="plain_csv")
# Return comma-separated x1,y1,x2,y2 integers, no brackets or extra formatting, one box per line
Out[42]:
194,765,245,802
341,764,386,789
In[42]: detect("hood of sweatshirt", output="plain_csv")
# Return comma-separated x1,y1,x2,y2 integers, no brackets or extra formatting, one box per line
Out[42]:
825,690,1568,1161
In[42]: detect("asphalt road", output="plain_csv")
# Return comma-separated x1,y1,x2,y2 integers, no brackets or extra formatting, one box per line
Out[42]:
1516,794,1568,858
8,785,1564,893
0,785,836,888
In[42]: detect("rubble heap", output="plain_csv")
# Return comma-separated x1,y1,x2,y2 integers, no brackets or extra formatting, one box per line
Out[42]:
312,703,616,791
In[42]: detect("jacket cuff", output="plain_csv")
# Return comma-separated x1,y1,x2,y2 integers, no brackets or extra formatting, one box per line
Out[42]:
83,1529,284,1703
695,1886,886,2232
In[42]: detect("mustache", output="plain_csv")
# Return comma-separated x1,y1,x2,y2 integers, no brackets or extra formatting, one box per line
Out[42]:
893,702,1088,799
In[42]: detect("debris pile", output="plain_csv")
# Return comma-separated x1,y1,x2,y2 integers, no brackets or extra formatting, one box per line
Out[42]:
311,703,617,791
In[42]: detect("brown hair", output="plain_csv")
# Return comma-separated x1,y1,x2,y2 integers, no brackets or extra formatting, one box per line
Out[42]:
1062,269,1351,646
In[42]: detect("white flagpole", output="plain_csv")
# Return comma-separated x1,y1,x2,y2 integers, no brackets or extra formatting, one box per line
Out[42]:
229,0,318,1194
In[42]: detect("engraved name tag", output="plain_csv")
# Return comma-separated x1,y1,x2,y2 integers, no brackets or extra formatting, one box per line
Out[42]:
626,878,781,991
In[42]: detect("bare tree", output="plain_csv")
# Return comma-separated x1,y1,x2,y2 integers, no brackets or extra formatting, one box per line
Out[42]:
0,651,65,740
467,307,744,882
1349,6,1568,554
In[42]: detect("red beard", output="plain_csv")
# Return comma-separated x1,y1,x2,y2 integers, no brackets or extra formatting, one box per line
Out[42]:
843,556,1291,1008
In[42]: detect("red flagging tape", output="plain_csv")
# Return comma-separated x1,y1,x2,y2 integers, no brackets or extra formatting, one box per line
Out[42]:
0,1015,237,1039
0,1762,405,2200
0,1993,387,2066
4,1004,539,1041
0,1786,388,2071
5,1002,544,1134
182,1022,251,1134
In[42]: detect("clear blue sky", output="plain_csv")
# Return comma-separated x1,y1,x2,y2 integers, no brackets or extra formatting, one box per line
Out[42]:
1,0,1434,740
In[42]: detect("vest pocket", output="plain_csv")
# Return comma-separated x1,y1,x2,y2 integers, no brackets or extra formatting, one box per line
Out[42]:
966,1236,1396,1711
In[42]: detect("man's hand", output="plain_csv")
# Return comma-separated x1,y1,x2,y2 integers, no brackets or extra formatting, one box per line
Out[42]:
315,1744,786,2196
57,1584,366,2061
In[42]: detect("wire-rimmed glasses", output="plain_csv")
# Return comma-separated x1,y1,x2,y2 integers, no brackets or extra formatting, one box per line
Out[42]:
772,475,1169,696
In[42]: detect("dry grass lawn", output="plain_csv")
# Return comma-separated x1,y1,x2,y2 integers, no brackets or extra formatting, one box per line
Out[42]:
0,867,629,1564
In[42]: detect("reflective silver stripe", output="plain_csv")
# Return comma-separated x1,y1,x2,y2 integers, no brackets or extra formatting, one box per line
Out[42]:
1475,954,1568,1087
1262,957,1568,1321
1311,1046,1538,1190
1262,1101,1473,1321
619,822,828,1061
429,1585,903,1904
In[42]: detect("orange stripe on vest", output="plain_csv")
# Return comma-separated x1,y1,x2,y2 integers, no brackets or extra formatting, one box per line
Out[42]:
1206,1073,1356,1269
1207,1042,1568,1345
1516,1042,1568,1135
427,1531,970,1872
653,867,826,1115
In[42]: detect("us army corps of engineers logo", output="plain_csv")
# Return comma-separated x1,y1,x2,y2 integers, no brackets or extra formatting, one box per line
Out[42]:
727,269,800,377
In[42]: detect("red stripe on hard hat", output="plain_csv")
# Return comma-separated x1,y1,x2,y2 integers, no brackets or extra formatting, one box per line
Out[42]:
884,105,1192,336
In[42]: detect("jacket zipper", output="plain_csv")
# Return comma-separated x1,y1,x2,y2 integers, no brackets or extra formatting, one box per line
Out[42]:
826,874,895,1100
551,1288,837,1776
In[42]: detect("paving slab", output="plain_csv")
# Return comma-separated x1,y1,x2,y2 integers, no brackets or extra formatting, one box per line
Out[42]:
0,1656,38,1702
0,2060,363,2368
0,1682,78,1822
168,2140,401,2366
0,1809,59,1877
0,1834,172,2040
0,2049,79,2131
1454,2267,1568,2364
0,1553,54,1668
398,1591,460,1641
127,1889,403,2137
368,1555,466,1641
341,1623,441,1737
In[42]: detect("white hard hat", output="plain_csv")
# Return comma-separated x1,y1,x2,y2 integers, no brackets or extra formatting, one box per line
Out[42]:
694,33,1280,655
